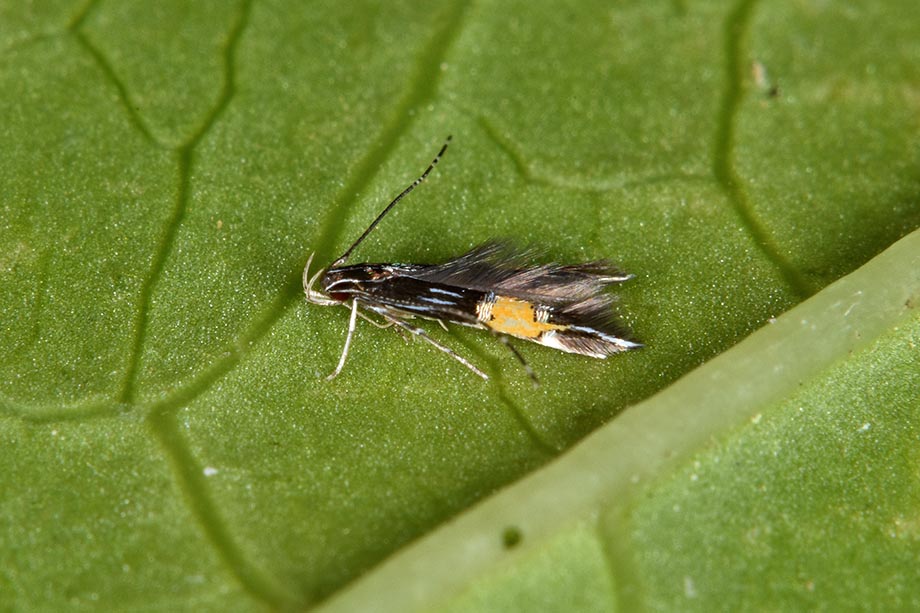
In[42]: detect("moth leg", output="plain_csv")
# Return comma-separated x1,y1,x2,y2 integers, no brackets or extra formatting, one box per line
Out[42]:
384,317,489,380
357,311,394,329
391,326,411,344
495,334,539,387
327,298,360,381
354,310,411,342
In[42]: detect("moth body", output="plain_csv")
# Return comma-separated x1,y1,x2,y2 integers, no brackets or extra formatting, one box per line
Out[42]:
302,137,641,381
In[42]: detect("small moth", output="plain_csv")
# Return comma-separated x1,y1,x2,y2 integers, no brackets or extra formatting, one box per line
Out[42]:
303,136,641,381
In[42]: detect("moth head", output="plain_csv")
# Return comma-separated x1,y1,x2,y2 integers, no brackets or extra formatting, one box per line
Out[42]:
320,265,379,297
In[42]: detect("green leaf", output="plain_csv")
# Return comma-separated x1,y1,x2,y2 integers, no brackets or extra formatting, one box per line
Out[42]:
1,0,918,610
319,228,920,613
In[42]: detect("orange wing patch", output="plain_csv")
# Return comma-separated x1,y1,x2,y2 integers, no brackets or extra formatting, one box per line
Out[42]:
477,295,565,339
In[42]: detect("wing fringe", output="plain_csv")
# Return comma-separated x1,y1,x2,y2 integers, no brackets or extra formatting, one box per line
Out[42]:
414,242,632,306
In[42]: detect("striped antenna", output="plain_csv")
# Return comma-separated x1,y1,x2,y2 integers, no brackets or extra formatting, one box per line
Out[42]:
332,136,452,267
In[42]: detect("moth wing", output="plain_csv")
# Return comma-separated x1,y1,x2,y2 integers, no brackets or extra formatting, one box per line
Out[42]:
553,295,641,352
412,242,523,288
414,241,632,306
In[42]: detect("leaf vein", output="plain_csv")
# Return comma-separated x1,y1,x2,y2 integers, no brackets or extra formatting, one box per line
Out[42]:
119,0,254,404
147,409,300,609
713,0,814,299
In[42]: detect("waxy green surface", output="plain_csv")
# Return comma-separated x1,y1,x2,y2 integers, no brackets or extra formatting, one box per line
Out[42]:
1,1,918,610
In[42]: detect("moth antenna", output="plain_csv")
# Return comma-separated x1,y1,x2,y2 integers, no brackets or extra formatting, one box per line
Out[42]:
331,135,452,267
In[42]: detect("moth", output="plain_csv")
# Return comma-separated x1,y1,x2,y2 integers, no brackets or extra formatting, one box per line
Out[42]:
303,136,641,381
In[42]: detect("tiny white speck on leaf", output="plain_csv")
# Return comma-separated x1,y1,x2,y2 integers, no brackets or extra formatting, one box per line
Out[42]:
683,576,697,598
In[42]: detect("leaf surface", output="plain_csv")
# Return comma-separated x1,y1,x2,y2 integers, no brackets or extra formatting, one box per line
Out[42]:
1,0,918,609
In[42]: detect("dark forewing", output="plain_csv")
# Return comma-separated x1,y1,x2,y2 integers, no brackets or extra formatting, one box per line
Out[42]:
353,275,485,326
547,295,640,355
